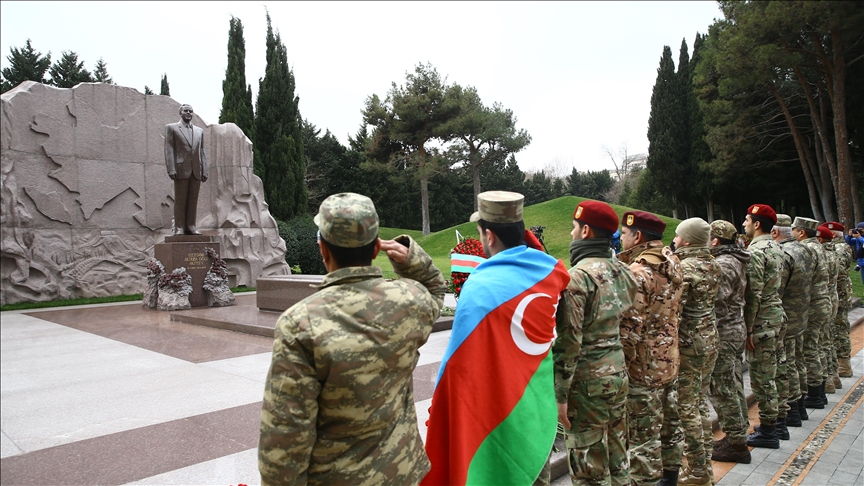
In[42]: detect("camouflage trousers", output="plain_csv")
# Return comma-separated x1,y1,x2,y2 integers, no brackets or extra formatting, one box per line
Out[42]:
794,333,807,396
708,340,748,444
678,349,717,470
820,310,837,378
533,451,552,486
785,333,804,402
834,305,851,360
776,326,789,419
803,318,825,387
747,331,778,425
627,381,682,485
564,371,629,486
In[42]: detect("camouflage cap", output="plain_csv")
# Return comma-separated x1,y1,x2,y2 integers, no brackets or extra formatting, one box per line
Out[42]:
792,217,819,231
775,214,792,227
710,220,738,241
470,191,524,223
313,193,379,248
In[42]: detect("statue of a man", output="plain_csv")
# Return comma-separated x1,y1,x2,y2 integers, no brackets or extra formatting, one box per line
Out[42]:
164,104,208,235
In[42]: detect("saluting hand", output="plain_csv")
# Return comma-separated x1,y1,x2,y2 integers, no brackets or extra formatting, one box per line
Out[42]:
380,239,409,264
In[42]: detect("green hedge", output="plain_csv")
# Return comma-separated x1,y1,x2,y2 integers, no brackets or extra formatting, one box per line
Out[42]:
278,215,327,275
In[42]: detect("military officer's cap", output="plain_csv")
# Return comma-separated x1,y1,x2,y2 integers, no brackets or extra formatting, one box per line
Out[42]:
622,211,666,235
470,191,524,223
824,221,845,232
747,204,777,224
775,214,792,227
573,200,619,234
710,220,738,241
792,217,819,231
314,192,379,248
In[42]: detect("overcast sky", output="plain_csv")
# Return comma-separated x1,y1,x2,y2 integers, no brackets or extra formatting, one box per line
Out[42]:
1,1,722,174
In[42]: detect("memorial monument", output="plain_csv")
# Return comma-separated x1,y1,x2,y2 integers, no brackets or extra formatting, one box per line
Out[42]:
0,81,291,306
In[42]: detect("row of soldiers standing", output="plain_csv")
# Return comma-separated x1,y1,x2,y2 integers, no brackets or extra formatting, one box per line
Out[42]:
576,203,856,486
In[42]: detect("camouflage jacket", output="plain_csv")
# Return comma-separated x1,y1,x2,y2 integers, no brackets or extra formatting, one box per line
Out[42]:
778,237,815,337
834,241,854,309
710,245,750,344
259,236,446,486
553,240,637,402
743,235,785,339
675,246,721,356
801,237,832,324
822,240,839,314
618,240,684,388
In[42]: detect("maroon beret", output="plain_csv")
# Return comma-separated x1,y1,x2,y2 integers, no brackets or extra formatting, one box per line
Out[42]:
817,224,835,239
747,204,777,224
574,200,619,234
622,210,666,235
824,221,845,232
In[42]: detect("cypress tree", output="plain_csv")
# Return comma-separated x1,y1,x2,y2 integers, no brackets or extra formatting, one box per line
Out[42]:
160,73,170,96
646,45,685,218
255,12,306,220
219,16,255,143
1,39,51,92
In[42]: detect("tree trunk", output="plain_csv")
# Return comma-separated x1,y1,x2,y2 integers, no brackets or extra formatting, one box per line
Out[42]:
671,194,679,220
472,163,481,212
830,31,856,229
767,82,826,221
813,134,837,221
706,197,714,222
420,176,430,236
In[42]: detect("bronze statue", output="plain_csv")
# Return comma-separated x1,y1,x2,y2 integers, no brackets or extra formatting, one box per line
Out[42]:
164,104,208,235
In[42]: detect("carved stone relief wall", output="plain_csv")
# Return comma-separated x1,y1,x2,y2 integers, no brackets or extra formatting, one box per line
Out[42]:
1,81,290,305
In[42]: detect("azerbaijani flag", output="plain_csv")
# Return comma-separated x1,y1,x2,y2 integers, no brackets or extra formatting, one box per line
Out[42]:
422,246,571,485
450,253,486,274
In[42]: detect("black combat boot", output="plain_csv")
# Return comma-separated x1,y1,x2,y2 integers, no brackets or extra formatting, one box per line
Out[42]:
747,423,780,449
798,397,809,420
821,380,828,405
775,418,790,440
786,401,803,427
657,467,679,486
803,384,825,409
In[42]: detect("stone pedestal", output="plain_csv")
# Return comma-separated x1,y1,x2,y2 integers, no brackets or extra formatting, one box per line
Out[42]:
155,235,220,308
256,275,324,312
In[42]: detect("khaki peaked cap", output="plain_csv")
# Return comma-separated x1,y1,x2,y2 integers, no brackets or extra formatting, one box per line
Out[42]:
470,191,524,223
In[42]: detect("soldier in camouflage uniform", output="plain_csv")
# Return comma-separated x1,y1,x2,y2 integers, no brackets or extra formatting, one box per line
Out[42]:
794,217,832,409
771,214,815,428
671,217,721,485
258,193,447,486
742,204,786,449
707,220,752,464
554,200,637,486
617,211,684,486
817,225,840,394
825,222,855,378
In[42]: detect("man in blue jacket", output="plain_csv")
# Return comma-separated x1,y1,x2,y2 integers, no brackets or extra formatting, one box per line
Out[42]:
846,222,864,285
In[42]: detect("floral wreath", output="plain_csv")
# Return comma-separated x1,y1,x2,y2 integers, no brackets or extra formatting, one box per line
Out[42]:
448,235,486,299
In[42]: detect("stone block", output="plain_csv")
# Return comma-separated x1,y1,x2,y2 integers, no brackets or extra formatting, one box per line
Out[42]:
256,275,324,312
155,239,219,308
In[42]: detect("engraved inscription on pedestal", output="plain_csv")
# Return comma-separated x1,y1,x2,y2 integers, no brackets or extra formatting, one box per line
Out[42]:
154,238,220,308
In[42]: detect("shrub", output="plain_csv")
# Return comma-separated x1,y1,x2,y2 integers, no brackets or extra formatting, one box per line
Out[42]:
278,215,327,275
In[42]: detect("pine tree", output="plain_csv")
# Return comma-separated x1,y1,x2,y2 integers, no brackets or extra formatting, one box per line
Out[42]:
144,85,154,95
160,73,170,96
646,45,685,218
219,16,256,143
255,12,306,220
92,58,113,84
48,50,93,88
1,39,51,92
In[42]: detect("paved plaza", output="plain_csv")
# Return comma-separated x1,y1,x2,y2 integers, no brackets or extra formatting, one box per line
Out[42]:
1,295,862,485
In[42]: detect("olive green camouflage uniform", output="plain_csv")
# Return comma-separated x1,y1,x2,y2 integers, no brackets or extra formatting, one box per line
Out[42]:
743,234,785,426
834,242,854,362
777,235,815,402
259,192,447,486
554,242,637,486
618,241,684,485
675,246,722,473
708,237,750,446
820,240,839,380
801,235,832,387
